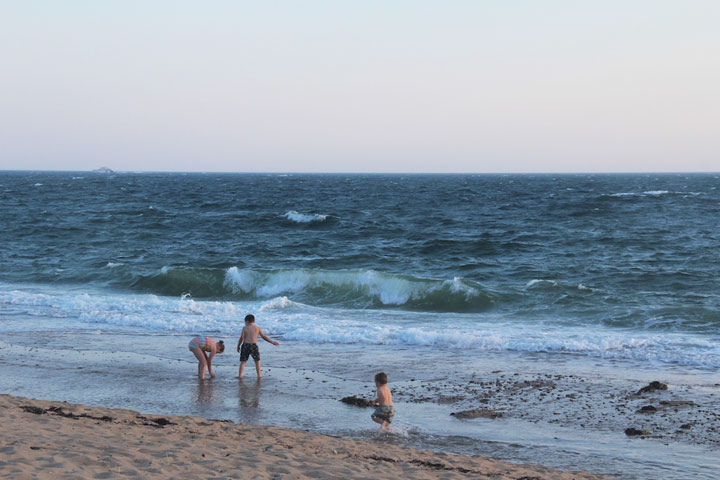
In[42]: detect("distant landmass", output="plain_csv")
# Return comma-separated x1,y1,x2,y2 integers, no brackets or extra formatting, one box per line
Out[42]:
92,167,114,173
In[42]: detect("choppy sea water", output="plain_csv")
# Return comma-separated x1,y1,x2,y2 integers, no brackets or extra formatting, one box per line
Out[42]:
1,171,719,478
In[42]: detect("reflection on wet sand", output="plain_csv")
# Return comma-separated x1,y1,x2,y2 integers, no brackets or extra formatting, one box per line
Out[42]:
239,378,262,410
195,379,219,404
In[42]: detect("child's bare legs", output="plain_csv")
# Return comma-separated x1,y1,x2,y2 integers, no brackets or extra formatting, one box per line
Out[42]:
191,348,207,379
372,415,391,432
239,361,247,378
255,360,262,378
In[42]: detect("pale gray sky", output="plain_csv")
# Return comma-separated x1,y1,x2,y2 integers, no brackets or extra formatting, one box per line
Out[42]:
1,1,718,172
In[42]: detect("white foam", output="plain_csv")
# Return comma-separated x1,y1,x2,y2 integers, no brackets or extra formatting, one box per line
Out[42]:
2,286,718,368
105,262,123,268
283,210,329,223
259,296,304,311
277,319,720,367
176,296,204,315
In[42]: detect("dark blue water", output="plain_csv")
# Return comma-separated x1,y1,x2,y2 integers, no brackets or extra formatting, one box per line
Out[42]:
1,171,719,366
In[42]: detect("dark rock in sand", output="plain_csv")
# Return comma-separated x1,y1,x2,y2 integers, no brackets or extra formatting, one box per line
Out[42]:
637,381,668,394
340,396,372,408
150,417,174,426
637,405,657,414
625,427,650,436
451,408,503,419
21,406,46,415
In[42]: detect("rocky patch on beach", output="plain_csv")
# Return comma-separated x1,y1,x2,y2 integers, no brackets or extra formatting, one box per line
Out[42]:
636,381,668,395
389,372,720,449
19,403,181,428
451,408,503,419
636,405,657,414
21,405,114,422
340,396,373,407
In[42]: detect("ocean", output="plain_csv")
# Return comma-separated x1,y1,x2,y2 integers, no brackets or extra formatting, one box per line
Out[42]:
1,171,719,479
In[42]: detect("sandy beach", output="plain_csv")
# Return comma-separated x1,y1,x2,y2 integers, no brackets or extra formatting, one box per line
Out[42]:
0,394,613,480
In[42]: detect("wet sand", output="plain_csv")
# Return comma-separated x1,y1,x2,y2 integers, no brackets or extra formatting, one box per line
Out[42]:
0,394,613,479
393,371,720,449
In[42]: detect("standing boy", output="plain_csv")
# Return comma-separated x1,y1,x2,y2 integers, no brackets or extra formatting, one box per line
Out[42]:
237,314,280,378
369,372,394,431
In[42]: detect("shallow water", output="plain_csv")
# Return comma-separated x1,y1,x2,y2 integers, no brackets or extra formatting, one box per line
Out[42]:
1,322,718,479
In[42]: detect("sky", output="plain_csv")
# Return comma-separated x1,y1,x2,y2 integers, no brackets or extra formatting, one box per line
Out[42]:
1,1,718,173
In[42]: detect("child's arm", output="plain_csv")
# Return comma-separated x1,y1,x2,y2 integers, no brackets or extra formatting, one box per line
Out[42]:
207,349,215,378
237,330,245,352
259,328,280,346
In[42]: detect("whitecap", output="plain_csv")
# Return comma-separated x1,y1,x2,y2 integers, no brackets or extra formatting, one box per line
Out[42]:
526,279,558,288
259,296,304,311
283,211,329,223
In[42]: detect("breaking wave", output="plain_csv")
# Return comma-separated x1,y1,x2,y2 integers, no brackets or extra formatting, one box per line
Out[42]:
131,266,494,313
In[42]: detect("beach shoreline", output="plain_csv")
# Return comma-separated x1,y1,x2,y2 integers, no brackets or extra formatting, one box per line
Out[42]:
1,330,719,479
0,393,613,479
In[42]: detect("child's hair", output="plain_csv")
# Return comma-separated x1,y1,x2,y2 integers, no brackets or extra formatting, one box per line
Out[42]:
217,340,225,353
244,314,255,323
374,372,388,385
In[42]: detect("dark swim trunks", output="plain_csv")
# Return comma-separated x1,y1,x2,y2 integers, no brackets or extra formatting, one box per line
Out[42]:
240,343,260,362
371,405,395,424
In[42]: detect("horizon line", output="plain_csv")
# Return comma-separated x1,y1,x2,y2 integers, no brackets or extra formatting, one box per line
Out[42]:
2,168,720,176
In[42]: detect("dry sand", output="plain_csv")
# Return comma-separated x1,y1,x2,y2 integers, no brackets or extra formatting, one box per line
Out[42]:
0,394,613,479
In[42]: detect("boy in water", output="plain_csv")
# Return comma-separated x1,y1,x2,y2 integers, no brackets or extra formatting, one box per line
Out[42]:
369,372,394,431
236,314,280,378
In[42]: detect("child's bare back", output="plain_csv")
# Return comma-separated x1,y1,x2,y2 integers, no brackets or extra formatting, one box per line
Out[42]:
236,314,279,378
241,324,261,343
376,383,393,406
